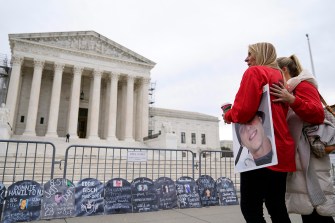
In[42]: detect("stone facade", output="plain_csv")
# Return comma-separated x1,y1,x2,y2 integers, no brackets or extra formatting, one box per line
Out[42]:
7,31,154,142
4,31,221,152
147,107,220,152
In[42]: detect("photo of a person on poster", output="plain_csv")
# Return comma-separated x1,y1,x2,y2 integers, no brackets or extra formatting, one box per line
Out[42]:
232,85,278,172
235,111,272,167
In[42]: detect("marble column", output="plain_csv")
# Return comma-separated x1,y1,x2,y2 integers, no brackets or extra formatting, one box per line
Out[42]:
6,55,23,129
119,80,127,139
23,59,45,136
45,63,65,137
124,75,134,141
135,79,143,141
87,70,102,140
106,72,119,141
67,66,83,139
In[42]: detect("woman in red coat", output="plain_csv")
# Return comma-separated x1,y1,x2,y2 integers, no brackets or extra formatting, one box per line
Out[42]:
223,42,295,223
270,55,334,223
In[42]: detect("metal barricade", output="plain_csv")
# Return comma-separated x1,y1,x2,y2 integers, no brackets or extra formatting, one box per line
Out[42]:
0,139,241,190
0,139,56,186
63,145,196,183
198,150,240,192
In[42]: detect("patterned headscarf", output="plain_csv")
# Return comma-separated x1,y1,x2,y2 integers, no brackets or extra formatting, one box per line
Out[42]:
248,42,280,70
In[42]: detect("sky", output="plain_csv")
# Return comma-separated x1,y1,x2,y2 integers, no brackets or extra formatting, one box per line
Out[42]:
1,0,335,140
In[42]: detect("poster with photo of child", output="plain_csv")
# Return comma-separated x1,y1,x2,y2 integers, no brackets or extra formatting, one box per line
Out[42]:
232,84,278,173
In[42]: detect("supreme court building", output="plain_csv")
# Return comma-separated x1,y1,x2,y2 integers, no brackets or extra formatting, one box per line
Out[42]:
4,31,220,150
7,31,153,142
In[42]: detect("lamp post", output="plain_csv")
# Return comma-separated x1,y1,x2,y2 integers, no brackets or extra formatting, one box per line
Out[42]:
306,34,316,76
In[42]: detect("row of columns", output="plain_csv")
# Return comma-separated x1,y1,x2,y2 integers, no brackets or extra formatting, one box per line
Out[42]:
7,55,150,142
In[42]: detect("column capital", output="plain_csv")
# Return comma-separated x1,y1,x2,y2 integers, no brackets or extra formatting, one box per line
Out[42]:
141,77,151,84
11,55,23,66
93,69,103,77
73,66,84,75
54,63,65,72
126,75,135,82
110,72,120,81
33,59,45,69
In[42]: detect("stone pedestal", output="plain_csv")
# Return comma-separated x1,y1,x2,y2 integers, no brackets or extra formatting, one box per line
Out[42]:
0,124,11,139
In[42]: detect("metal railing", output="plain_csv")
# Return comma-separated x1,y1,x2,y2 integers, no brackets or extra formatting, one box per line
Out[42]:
2,139,331,192
63,145,196,183
0,139,56,185
198,150,240,192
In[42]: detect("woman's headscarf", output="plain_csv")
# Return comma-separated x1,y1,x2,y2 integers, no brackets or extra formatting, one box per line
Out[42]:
248,42,280,70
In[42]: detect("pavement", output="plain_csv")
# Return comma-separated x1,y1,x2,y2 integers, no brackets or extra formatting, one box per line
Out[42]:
23,205,305,223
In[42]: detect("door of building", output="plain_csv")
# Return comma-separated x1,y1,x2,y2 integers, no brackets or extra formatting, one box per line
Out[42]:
77,108,88,138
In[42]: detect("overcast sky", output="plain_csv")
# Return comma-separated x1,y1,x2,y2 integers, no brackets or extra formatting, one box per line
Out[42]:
1,0,335,140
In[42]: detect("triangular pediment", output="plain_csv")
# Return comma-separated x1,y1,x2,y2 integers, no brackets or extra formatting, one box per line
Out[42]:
9,31,155,66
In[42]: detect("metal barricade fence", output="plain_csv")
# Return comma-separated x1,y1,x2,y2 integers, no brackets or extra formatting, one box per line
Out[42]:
4,139,332,193
0,139,56,186
198,150,240,193
63,145,196,183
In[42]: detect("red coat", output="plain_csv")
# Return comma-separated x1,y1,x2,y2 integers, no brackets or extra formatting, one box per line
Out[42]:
224,66,296,172
290,81,324,124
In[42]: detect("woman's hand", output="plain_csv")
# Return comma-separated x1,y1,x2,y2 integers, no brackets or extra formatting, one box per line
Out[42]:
222,113,231,124
270,82,295,104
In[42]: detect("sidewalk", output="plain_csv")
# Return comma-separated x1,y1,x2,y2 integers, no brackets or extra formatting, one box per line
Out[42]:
23,205,304,223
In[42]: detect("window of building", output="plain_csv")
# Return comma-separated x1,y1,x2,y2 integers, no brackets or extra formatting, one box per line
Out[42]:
201,134,206,144
181,132,186,143
191,133,196,144
20,116,24,123
40,117,44,124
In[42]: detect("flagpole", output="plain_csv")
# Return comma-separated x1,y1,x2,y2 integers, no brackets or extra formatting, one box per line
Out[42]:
306,34,316,76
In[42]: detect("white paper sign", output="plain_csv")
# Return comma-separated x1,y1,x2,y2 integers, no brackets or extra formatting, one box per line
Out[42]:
127,151,148,162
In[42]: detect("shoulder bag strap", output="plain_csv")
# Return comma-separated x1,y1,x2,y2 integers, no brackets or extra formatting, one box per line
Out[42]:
319,93,335,116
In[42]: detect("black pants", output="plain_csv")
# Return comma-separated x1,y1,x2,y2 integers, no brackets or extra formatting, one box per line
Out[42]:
240,168,291,223
301,209,335,223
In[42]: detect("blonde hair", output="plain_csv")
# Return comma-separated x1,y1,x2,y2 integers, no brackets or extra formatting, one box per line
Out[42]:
277,55,303,78
248,42,279,70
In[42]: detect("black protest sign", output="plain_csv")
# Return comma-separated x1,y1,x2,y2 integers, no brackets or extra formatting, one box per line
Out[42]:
154,177,177,210
216,177,239,206
40,178,75,219
75,178,104,217
104,178,132,214
175,176,201,209
196,175,219,206
2,180,42,223
131,177,158,213
0,183,5,221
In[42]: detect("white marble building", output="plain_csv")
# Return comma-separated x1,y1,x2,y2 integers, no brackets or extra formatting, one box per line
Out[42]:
4,31,220,151
147,107,220,152
7,31,153,142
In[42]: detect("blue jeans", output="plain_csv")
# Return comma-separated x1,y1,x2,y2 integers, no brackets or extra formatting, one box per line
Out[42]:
240,168,291,223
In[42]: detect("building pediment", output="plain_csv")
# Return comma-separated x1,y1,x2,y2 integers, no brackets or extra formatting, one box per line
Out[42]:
9,31,155,66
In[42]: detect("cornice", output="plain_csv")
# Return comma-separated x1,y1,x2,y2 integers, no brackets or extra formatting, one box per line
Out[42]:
150,107,219,122
10,38,155,71
9,31,156,66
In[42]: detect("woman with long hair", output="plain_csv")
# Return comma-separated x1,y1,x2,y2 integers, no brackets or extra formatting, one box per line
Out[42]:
271,54,335,223
223,42,295,223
